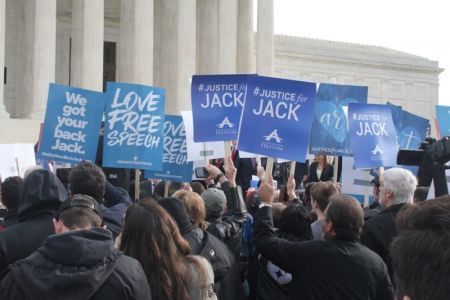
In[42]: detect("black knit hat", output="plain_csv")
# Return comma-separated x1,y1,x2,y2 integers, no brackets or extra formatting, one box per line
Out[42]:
158,197,193,235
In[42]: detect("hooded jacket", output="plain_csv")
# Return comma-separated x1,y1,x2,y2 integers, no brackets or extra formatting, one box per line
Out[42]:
0,228,151,300
0,169,68,273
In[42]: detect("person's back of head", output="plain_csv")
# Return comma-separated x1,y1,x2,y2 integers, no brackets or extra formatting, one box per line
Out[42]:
18,169,68,222
1,176,24,210
190,182,205,196
54,194,103,233
68,161,106,202
392,196,450,300
279,204,312,241
413,186,429,203
323,194,364,240
201,187,227,221
310,181,339,213
381,168,417,207
120,200,193,300
172,190,208,230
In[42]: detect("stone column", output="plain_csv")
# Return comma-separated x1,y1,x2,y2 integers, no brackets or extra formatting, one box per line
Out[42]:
197,0,218,74
30,0,56,119
256,0,274,76
217,0,237,73
154,0,196,114
0,0,6,117
118,0,153,84
237,0,254,73
71,0,104,91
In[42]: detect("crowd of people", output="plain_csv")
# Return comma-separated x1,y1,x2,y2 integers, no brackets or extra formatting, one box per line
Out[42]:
0,153,448,300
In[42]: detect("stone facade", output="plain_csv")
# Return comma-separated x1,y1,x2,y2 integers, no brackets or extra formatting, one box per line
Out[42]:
0,0,443,143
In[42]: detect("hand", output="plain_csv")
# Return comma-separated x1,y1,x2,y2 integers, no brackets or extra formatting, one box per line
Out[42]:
223,155,237,187
205,164,222,179
257,166,266,180
259,176,275,205
287,176,297,201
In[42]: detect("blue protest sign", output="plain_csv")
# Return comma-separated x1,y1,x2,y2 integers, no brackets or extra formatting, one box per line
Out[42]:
37,83,105,164
389,103,429,150
144,115,193,182
191,75,248,142
436,105,450,137
309,83,368,156
238,75,316,162
103,82,165,170
348,103,398,168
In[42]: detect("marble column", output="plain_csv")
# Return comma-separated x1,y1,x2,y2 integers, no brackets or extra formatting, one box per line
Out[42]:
0,0,6,117
154,0,196,114
197,0,218,74
256,0,274,76
217,0,237,73
118,0,153,84
237,0,254,73
71,0,104,91
29,0,56,119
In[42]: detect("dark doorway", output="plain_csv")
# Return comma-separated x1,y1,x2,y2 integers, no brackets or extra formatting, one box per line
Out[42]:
103,41,116,91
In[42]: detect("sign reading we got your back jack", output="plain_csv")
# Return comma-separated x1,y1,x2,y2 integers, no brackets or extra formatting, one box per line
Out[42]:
238,76,316,162
191,75,248,142
348,103,398,168
103,82,165,170
38,83,105,164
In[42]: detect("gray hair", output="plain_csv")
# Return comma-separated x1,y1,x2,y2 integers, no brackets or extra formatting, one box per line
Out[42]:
382,168,417,205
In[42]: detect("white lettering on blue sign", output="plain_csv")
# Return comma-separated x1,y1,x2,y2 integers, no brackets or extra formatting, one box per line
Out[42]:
252,99,301,121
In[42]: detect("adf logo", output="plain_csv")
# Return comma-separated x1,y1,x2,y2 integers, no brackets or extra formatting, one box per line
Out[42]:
370,144,383,155
217,117,235,128
264,129,283,143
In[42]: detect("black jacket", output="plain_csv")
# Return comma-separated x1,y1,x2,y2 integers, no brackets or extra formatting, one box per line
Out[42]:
307,162,334,183
361,203,406,284
233,150,256,193
206,181,248,263
184,227,241,300
0,228,151,299
0,208,18,229
0,169,68,273
102,182,132,239
254,206,394,300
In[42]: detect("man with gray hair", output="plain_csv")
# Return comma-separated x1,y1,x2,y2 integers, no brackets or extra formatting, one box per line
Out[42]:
361,167,417,285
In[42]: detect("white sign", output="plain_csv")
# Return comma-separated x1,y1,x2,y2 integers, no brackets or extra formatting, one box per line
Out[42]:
0,144,37,180
181,111,225,161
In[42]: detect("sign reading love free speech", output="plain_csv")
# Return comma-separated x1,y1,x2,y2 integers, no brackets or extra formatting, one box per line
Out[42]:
191,75,249,142
144,115,194,182
348,103,398,168
103,82,165,170
238,75,316,162
38,83,105,164
309,83,368,157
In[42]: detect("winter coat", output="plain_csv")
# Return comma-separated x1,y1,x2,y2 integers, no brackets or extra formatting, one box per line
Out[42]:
0,228,151,299
257,204,312,300
0,169,68,273
102,181,132,239
254,206,394,300
0,208,18,229
184,227,242,300
206,181,248,263
361,203,407,285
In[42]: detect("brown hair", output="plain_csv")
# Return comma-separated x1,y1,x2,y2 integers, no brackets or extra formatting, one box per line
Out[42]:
173,190,208,230
311,181,339,212
392,196,450,300
272,202,287,228
120,201,205,300
325,194,364,240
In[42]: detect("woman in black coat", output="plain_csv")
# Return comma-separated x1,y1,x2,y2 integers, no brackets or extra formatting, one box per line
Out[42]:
307,155,334,183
